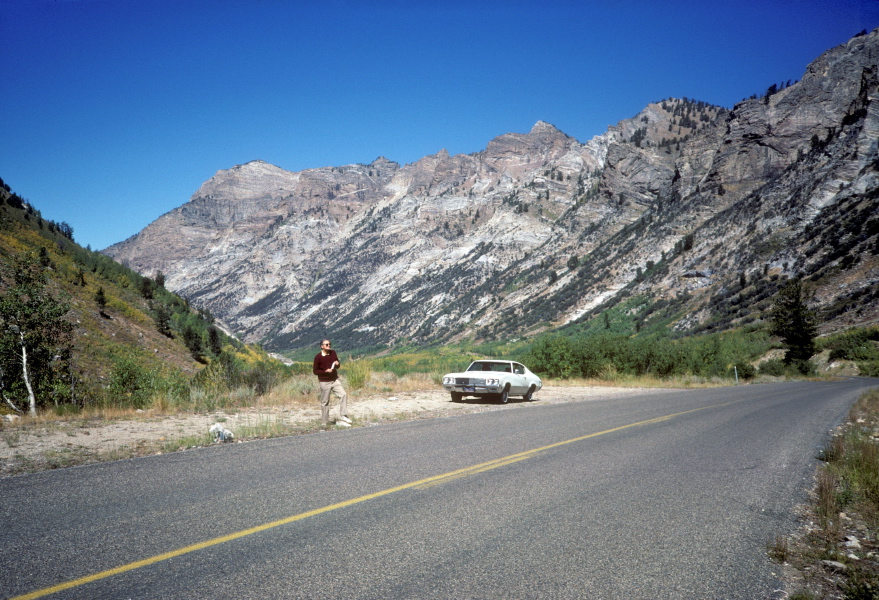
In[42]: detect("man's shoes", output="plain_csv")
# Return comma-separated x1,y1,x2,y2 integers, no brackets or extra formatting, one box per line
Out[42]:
338,415,352,424
336,421,351,427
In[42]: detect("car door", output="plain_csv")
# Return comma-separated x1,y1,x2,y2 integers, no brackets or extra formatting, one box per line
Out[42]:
509,362,528,394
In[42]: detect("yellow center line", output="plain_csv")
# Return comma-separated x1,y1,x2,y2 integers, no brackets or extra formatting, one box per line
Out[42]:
11,401,726,600
414,455,534,489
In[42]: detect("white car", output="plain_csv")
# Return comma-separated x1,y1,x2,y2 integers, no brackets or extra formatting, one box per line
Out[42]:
442,360,542,403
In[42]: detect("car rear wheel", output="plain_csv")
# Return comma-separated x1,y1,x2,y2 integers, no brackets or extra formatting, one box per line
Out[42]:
523,385,535,402
450,392,462,402
498,386,509,404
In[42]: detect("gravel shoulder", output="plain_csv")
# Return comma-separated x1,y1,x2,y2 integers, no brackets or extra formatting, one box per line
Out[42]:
0,385,666,476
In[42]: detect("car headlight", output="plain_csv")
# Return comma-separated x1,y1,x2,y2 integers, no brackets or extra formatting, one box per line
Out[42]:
443,376,452,384
486,378,500,386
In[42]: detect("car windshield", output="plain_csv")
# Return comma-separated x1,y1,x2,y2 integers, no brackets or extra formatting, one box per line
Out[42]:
466,362,512,373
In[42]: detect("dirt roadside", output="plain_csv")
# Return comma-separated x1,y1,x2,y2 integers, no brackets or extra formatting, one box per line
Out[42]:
0,385,666,477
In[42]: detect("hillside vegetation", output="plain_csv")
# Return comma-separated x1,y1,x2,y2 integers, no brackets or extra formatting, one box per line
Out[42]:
0,180,288,417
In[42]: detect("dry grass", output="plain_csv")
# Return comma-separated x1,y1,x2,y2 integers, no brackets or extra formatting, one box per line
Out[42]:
767,533,791,563
2,371,729,431
0,371,442,433
769,387,879,599
542,374,731,389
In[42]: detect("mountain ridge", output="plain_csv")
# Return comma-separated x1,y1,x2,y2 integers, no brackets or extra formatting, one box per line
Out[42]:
105,28,879,353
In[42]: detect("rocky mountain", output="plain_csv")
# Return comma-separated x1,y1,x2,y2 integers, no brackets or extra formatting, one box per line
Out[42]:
105,29,879,353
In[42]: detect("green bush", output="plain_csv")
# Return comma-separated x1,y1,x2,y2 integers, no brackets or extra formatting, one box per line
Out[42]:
731,361,757,380
790,359,816,376
524,328,770,381
759,358,787,376
526,335,580,378
858,361,879,377
240,363,279,395
108,353,154,409
827,327,879,362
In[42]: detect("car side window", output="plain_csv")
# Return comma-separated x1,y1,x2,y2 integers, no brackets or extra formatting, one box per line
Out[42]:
514,364,524,375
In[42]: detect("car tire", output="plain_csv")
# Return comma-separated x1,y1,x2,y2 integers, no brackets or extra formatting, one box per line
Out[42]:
450,392,462,402
498,386,509,404
523,385,535,402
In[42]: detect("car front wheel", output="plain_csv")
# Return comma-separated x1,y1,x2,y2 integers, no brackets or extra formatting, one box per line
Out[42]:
450,392,462,402
523,385,535,402
498,386,509,404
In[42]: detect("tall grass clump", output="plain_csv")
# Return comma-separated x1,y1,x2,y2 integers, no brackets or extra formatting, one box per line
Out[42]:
833,390,879,515
344,359,372,391
276,374,317,398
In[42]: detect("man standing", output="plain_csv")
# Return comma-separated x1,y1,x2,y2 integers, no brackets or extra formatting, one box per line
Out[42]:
313,339,352,427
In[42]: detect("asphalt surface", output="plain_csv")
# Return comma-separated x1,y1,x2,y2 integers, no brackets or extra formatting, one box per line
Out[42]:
2,378,878,600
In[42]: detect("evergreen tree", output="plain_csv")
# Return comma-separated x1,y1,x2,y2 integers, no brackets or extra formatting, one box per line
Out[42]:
154,304,173,338
94,286,107,313
208,326,222,356
140,276,154,300
770,278,818,365
182,326,204,361
57,221,74,240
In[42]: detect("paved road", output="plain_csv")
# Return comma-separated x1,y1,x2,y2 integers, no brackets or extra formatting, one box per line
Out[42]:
2,379,877,599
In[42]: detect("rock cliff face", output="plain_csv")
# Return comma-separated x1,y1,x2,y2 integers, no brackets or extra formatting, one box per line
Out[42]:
106,29,879,351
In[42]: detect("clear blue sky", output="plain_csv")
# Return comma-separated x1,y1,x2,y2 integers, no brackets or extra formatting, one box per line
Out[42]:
2,0,878,250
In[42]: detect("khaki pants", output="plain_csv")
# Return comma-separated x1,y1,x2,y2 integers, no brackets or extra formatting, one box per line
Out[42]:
319,379,348,425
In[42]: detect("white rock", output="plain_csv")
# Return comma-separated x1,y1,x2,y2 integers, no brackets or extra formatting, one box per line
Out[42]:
209,423,234,442
821,560,847,572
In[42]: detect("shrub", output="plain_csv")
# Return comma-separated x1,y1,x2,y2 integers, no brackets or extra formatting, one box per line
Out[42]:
524,335,579,378
731,361,757,380
759,358,787,376
191,350,285,398
858,361,879,377
108,353,154,409
827,328,879,362
240,363,278,396
790,359,816,376
524,327,770,381
192,351,242,393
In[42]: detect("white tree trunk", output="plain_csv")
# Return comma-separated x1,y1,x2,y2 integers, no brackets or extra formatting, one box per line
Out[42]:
3,394,21,413
19,332,36,416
